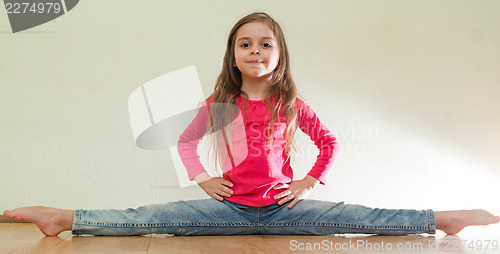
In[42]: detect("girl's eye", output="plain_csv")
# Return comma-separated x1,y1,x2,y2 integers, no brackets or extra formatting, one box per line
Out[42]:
262,42,272,48
241,43,250,48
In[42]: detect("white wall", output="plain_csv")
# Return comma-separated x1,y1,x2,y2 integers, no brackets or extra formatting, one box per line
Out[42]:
1,0,499,212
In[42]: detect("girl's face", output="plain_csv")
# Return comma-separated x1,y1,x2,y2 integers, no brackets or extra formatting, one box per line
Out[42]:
233,22,280,80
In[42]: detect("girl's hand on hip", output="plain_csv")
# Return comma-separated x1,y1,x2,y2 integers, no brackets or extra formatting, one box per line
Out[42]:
196,175,234,201
273,175,320,208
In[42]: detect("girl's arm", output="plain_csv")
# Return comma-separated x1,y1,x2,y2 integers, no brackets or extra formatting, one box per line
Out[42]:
296,98,339,184
274,99,339,208
177,99,234,200
177,102,211,181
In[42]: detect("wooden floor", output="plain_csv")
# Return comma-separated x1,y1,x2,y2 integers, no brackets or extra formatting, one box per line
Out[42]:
1,223,499,253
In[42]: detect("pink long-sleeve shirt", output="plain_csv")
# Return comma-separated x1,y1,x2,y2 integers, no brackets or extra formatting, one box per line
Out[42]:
177,95,338,207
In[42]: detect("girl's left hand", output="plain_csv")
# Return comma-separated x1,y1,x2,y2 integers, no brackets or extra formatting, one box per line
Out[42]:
273,175,320,208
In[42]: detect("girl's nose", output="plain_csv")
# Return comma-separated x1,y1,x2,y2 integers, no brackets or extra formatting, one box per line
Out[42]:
250,49,260,55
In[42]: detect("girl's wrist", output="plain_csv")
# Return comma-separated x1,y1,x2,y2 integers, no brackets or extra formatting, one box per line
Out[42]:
193,172,211,184
304,175,320,188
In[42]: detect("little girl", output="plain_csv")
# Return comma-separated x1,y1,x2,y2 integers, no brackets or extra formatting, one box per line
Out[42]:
4,12,499,237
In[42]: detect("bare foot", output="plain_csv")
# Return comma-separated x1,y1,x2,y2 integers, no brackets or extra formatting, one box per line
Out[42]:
3,206,74,236
435,209,500,235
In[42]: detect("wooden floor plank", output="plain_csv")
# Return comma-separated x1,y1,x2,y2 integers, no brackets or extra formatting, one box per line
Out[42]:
39,234,95,254
0,223,67,254
208,235,268,254
0,223,19,234
81,235,151,253
260,235,296,254
175,236,213,254
148,235,182,254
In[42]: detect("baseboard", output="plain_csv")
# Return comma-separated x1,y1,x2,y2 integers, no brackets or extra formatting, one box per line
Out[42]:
0,215,30,223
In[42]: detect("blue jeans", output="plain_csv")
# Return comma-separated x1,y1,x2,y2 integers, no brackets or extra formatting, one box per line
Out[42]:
72,199,435,236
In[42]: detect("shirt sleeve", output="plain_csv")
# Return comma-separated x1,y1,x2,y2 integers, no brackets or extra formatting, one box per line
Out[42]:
296,98,339,184
177,98,212,181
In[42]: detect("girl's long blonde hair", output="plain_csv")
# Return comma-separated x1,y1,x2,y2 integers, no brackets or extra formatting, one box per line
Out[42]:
207,12,299,174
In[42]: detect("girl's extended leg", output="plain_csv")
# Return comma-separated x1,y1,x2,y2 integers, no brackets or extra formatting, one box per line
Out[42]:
260,200,436,235
4,199,260,236
259,200,500,236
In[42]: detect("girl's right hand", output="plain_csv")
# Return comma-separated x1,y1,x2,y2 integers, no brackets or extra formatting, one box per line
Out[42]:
194,172,234,201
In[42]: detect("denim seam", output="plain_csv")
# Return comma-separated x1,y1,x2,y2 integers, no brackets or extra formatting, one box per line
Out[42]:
427,209,436,234
264,222,433,231
76,221,255,228
71,209,82,235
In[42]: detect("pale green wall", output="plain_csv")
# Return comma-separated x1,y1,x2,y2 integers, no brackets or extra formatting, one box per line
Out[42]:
1,0,499,212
